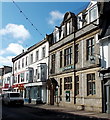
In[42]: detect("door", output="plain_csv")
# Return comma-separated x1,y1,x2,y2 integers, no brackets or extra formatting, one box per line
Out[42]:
106,86,110,113
50,85,54,105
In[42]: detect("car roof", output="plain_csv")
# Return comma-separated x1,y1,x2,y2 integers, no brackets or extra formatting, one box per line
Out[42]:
4,92,20,94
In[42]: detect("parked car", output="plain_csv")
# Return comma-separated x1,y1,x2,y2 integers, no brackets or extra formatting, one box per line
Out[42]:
3,92,24,105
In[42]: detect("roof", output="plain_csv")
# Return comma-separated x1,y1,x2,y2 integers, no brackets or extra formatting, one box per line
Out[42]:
12,39,47,62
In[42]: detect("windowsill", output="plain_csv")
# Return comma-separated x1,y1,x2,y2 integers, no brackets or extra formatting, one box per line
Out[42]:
86,94,96,98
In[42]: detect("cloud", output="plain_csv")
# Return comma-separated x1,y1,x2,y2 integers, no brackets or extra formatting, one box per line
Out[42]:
48,10,64,25
0,56,14,67
6,43,25,55
0,43,25,56
0,24,30,40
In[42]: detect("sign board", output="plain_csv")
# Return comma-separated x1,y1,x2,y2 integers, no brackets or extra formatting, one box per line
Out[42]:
62,65,74,71
65,91,70,102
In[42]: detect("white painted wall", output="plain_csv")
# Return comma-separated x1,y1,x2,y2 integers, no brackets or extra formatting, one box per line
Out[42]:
100,39,110,68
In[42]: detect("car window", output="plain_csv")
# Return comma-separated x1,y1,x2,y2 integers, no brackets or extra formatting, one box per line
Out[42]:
10,93,20,97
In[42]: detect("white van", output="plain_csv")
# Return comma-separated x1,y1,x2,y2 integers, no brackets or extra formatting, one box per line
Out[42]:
3,92,24,105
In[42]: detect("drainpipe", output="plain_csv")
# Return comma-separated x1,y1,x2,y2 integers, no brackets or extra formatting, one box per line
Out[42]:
73,31,76,104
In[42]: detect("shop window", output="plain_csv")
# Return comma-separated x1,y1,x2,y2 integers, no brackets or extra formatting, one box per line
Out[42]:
64,77,72,90
64,47,72,66
87,73,96,95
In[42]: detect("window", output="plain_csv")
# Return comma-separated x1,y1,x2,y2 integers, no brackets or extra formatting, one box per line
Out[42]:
60,51,63,68
87,73,96,95
18,74,20,83
77,15,82,29
60,25,65,39
26,56,28,66
53,30,59,43
15,62,17,71
36,50,39,61
89,6,97,23
86,38,95,60
75,44,79,63
42,47,46,58
75,76,79,95
22,58,24,68
67,22,70,35
26,72,29,82
18,60,20,69
14,76,17,83
30,53,33,64
64,77,72,90
51,54,55,74
64,47,72,66
20,73,24,82
82,12,88,26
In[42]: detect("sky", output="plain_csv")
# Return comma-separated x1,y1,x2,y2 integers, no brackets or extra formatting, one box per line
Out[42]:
0,1,90,67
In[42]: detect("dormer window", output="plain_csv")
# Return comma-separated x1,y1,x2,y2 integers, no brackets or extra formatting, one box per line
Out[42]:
77,14,83,29
67,22,70,35
89,5,97,23
60,25,65,39
53,27,59,43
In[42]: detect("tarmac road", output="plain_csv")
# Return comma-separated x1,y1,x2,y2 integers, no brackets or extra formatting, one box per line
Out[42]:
1,104,109,120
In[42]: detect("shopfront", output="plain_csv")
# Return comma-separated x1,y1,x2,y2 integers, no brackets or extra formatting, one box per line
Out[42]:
24,83,47,104
100,68,110,113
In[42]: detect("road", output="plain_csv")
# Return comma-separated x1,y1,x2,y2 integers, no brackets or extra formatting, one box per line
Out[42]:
1,104,107,120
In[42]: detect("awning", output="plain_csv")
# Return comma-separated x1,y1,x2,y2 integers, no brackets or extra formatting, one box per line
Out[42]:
46,78,58,89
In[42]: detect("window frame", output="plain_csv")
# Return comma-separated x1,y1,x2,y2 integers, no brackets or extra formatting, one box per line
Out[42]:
42,47,46,59
64,77,72,90
86,37,95,60
64,47,72,66
87,73,96,95
51,54,56,74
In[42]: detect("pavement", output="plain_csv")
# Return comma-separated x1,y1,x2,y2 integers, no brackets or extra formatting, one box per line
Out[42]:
24,103,110,120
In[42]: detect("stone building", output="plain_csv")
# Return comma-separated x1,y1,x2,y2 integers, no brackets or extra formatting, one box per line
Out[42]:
47,1,103,112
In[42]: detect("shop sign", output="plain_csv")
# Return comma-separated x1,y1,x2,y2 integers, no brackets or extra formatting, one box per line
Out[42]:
4,84,9,88
62,65,74,71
